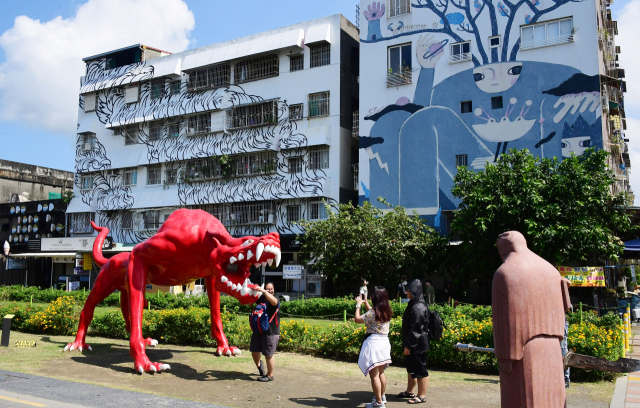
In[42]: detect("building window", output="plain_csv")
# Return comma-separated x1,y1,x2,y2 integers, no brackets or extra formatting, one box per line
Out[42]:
143,210,161,230
168,123,180,138
170,80,181,95
80,174,94,191
309,146,329,170
389,0,411,17
123,125,139,145
121,211,133,230
309,42,331,68
288,157,302,174
450,41,472,63
187,114,211,135
309,201,328,220
166,168,178,184
69,212,94,234
234,54,279,84
456,154,468,167
187,64,231,91
290,54,304,72
84,93,97,112
148,121,162,141
147,164,162,185
186,152,278,180
308,91,330,117
460,101,472,113
287,205,301,223
230,100,277,129
124,167,137,186
234,152,278,177
387,43,412,86
489,35,501,49
521,17,573,50
189,203,225,221
80,132,96,152
106,169,119,179
225,201,275,226
289,104,303,120
150,79,165,100
491,96,503,109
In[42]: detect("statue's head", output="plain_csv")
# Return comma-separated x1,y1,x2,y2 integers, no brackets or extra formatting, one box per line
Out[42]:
206,229,281,305
496,231,528,261
473,62,523,94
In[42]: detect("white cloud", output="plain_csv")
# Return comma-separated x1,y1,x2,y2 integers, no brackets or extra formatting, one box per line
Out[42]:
0,0,194,134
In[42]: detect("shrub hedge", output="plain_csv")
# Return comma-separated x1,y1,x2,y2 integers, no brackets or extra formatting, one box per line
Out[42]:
0,296,622,380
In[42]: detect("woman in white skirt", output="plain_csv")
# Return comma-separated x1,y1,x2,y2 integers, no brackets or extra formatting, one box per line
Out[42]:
355,286,393,408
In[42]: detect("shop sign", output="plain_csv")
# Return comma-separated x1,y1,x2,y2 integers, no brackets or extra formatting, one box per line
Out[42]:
6,258,27,270
283,265,302,279
41,236,113,252
83,253,92,271
557,266,605,287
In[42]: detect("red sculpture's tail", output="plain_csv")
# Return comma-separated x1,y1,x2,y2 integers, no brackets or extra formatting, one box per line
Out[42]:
91,221,109,268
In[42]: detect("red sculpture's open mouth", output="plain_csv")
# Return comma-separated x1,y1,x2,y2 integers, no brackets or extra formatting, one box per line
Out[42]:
217,238,281,301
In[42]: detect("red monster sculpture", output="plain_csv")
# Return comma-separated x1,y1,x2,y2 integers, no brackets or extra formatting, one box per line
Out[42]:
64,209,281,374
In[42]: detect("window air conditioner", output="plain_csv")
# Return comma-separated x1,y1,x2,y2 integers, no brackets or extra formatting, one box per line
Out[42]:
306,281,322,296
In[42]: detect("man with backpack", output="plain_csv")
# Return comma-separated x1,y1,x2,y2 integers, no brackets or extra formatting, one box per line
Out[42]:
250,282,280,382
397,279,430,404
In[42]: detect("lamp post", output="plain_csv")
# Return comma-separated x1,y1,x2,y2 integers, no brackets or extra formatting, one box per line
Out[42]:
3,241,9,256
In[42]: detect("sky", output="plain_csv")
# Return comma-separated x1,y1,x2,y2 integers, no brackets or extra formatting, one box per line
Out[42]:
0,0,638,202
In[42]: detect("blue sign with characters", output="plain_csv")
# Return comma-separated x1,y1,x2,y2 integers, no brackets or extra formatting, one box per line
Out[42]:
283,265,302,279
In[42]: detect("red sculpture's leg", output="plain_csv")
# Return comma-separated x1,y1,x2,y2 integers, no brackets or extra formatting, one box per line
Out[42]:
205,275,240,357
120,285,157,346
127,248,168,373
65,264,121,352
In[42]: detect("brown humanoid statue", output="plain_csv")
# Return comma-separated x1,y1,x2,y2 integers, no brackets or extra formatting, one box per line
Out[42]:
492,231,571,408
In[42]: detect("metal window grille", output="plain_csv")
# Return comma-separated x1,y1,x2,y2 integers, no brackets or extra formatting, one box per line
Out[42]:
151,79,165,100
80,133,96,151
309,146,329,170
124,167,137,186
308,92,330,117
456,154,468,167
234,151,278,177
288,157,302,174
168,123,180,138
69,212,94,234
389,0,411,17
352,163,359,190
187,64,231,91
143,210,161,230
121,211,134,230
187,114,211,135
290,54,304,72
289,104,303,120
148,121,162,141
309,202,328,220
234,54,279,84
231,100,277,129
81,175,94,190
520,18,573,50
287,205,301,223
147,164,162,185
170,80,181,95
166,169,178,184
309,42,330,68
225,201,275,226
450,41,472,63
352,111,359,138
124,125,139,145
189,204,225,221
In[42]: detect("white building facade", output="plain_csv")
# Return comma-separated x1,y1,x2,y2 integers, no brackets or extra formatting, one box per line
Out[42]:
357,0,630,231
68,15,360,291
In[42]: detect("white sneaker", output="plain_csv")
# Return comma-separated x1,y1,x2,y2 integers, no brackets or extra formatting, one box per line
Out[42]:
365,400,385,408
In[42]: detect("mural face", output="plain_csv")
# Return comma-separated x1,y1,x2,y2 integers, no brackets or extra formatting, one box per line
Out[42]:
359,0,602,226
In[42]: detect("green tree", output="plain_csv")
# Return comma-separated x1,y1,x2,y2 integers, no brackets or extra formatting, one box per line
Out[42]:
450,148,634,291
296,199,448,296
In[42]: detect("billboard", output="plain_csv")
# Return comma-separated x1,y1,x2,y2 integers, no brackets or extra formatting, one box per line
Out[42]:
557,266,605,287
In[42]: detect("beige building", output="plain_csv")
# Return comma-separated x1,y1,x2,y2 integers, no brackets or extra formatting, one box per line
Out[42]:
0,159,74,203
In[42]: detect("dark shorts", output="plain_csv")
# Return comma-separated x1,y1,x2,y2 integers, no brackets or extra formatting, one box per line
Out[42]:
405,352,429,379
249,332,279,357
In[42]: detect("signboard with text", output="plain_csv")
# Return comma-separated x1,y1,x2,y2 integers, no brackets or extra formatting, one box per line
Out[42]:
283,265,302,279
6,258,27,270
558,266,605,287
41,236,113,252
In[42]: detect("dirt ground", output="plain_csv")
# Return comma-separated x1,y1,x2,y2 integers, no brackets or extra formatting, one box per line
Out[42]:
0,332,614,408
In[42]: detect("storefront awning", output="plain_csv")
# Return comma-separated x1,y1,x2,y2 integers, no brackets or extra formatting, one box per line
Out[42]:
9,252,77,258
624,238,640,251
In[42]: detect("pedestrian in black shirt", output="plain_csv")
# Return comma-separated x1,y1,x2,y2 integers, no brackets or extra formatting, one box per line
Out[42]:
250,282,280,382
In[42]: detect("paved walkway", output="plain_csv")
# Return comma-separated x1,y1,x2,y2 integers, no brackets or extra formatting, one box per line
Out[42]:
611,324,640,407
0,369,230,408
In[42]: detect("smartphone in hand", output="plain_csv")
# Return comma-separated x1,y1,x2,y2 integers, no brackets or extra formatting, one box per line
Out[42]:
361,294,365,300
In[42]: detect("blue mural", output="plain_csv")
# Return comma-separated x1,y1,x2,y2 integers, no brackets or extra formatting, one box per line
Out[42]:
359,1,602,222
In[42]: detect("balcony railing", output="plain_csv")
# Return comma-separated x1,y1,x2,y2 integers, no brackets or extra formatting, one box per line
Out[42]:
520,34,574,50
449,52,472,64
387,70,412,87
352,110,359,138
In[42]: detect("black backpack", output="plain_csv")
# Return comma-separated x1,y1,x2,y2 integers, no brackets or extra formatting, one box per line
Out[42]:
427,308,445,341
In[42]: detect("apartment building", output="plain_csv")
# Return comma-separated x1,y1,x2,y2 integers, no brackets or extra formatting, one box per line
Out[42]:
357,0,631,231
68,15,360,293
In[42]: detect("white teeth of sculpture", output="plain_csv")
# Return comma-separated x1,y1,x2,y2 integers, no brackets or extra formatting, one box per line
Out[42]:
261,283,265,289
247,250,253,260
221,276,228,283
275,248,281,267
241,239,253,247
261,262,267,267
236,285,242,292
256,242,264,261
227,281,232,287
267,259,273,266
229,256,238,264
231,283,237,290
254,263,261,268
240,286,249,296
238,253,244,261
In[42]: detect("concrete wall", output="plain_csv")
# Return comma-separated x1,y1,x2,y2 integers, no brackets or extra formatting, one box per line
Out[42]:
0,159,73,202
